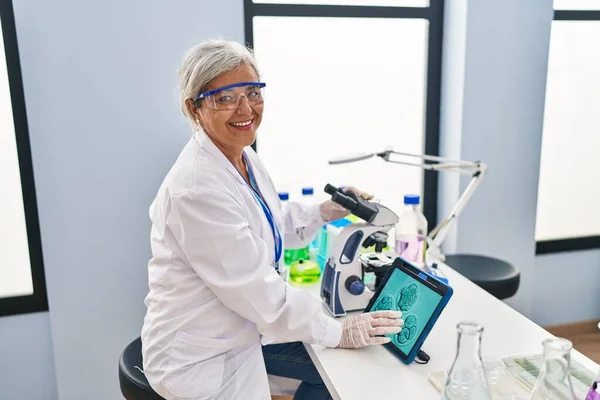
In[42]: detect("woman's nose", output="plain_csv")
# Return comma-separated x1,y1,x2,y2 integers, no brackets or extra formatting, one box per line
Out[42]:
236,95,253,114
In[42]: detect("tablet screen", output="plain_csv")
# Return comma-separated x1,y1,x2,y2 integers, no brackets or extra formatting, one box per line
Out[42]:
370,266,443,356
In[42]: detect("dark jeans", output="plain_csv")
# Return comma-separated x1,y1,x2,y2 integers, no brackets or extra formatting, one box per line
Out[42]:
262,342,332,400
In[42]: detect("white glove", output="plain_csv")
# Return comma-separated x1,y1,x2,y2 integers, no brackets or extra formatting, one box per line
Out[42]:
319,186,374,222
337,311,403,349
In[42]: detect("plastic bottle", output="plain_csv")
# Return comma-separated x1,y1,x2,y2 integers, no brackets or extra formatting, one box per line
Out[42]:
586,364,600,400
287,187,321,285
281,188,312,263
280,190,311,268
301,187,318,259
395,194,428,268
302,187,315,202
278,192,291,281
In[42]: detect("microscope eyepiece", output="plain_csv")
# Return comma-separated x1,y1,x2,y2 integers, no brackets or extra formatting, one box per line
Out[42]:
324,184,343,196
323,183,378,223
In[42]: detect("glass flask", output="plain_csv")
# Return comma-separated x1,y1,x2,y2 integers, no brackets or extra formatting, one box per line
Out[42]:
442,322,492,400
529,338,577,400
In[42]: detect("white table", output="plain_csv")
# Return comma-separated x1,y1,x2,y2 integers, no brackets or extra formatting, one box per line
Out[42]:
300,263,598,400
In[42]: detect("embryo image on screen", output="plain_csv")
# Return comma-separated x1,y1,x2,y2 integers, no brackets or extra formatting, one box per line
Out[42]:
372,268,442,354
0,17,34,299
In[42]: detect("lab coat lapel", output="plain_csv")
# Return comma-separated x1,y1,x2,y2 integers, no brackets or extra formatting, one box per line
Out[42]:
194,128,282,233
193,128,246,186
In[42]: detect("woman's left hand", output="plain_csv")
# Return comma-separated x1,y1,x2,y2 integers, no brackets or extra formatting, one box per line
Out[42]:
319,186,374,222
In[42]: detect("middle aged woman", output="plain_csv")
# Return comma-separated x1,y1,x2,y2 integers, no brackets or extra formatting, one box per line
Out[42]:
141,39,403,400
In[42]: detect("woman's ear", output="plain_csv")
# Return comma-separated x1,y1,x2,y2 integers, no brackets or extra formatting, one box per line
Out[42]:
186,99,197,117
186,99,202,126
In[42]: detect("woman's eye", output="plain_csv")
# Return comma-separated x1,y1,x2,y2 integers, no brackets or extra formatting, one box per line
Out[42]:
248,90,260,99
217,95,234,103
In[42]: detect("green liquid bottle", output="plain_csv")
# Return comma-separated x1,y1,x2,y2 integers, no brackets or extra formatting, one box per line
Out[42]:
280,191,313,276
287,187,321,285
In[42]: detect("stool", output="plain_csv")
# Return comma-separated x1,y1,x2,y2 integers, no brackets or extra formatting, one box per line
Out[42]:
118,337,165,400
443,254,520,300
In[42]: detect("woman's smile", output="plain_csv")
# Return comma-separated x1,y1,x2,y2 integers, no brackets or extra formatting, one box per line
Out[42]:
228,118,254,130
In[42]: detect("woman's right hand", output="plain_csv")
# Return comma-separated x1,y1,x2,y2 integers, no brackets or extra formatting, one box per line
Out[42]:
337,311,404,349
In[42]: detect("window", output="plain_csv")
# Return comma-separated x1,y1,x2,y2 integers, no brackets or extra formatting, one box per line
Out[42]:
535,3,600,253
553,0,600,10
244,0,443,223
253,0,429,6
0,0,48,316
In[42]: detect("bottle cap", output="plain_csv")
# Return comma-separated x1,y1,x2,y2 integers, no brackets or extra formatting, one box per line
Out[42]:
404,194,420,205
278,192,289,201
302,187,314,195
329,218,353,228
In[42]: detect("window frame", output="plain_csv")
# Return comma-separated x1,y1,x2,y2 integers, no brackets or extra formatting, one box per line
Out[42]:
243,0,444,226
0,0,48,317
535,7,600,255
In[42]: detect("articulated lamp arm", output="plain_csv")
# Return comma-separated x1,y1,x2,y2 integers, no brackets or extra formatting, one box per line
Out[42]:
329,149,487,263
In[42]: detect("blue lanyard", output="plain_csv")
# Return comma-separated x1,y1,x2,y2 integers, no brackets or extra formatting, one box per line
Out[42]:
239,154,283,268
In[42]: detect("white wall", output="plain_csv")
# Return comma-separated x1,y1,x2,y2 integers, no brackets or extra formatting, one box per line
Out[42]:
534,249,600,326
7,1,244,399
437,0,467,255
439,0,554,317
0,313,57,400
441,0,600,328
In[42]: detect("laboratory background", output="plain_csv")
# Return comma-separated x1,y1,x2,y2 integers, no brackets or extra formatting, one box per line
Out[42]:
0,0,599,399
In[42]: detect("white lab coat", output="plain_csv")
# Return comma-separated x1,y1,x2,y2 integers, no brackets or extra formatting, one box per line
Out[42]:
141,128,342,400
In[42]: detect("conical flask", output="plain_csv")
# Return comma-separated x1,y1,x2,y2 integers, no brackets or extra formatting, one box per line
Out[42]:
442,322,492,400
529,338,577,400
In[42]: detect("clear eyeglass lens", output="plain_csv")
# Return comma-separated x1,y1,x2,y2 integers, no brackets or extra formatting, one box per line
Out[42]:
206,86,264,110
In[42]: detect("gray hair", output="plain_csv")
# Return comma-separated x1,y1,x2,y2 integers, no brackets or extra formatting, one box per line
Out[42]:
178,39,260,127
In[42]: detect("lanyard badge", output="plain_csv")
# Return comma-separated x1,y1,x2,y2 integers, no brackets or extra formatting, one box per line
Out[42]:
240,154,282,270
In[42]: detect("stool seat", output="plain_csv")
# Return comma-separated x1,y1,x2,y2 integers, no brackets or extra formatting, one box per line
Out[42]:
444,254,520,300
118,337,165,400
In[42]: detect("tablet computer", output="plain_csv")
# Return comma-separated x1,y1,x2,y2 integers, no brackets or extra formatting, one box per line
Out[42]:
364,257,453,364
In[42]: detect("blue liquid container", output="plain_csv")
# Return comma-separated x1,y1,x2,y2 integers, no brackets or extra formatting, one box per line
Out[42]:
316,218,352,270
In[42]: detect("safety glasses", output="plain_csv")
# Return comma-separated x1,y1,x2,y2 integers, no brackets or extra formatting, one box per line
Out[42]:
194,81,266,111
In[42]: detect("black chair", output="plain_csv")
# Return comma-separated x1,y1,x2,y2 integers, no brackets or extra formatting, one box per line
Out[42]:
443,254,520,300
118,337,165,400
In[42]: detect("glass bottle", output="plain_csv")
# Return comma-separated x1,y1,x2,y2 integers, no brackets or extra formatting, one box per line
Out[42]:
302,187,319,257
529,338,577,400
278,192,291,281
586,363,600,400
395,194,428,269
442,322,492,400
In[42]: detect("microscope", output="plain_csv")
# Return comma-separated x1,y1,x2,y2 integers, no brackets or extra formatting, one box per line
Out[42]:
320,184,399,317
